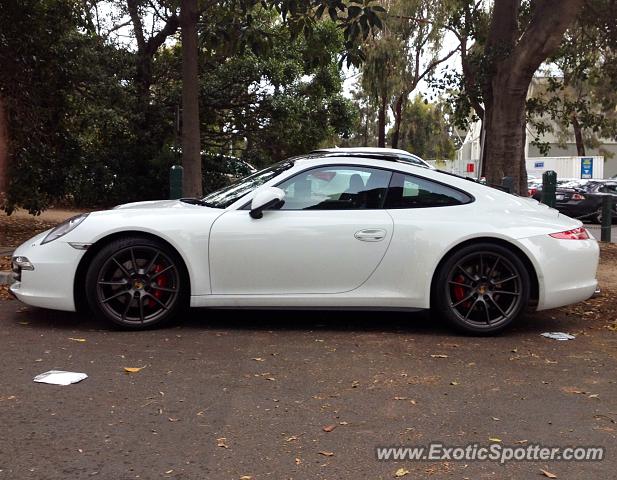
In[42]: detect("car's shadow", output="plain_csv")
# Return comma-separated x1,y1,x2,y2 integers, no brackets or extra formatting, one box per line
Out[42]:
12,303,580,338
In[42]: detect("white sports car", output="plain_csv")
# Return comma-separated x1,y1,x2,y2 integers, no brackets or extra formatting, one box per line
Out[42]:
10,148,599,334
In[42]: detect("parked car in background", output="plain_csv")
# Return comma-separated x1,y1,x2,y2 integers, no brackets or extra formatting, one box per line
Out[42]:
532,180,617,223
202,153,256,193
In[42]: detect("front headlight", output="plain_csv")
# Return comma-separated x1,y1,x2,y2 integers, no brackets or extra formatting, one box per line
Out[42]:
41,213,89,245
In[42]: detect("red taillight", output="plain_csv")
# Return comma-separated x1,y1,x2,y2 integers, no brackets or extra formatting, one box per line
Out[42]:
571,193,585,200
528,187,537,196
549,227,590,240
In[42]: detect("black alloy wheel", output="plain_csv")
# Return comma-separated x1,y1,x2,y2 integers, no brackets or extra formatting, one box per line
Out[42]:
433,243,530,334
85,237,187,329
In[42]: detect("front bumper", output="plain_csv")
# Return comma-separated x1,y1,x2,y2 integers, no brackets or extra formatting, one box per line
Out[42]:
9,231,85,311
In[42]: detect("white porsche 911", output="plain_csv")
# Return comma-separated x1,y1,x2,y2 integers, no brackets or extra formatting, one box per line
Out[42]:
10,148,599,334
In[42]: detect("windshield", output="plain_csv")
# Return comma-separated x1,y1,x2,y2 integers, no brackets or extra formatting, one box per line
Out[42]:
202,159,296,208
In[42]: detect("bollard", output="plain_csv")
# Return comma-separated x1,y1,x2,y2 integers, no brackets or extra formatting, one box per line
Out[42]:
501,176,515,194
601,195,613,243
541,170,557,208
170,165,184,199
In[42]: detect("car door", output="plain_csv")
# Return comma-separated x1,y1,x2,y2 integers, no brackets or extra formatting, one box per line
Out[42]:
208,165,394,295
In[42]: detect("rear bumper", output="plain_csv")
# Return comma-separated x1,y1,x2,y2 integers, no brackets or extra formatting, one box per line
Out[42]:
518,233,599,311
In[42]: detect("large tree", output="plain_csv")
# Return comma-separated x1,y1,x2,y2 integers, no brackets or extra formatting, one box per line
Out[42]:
359,0,455,148
449,0,584,193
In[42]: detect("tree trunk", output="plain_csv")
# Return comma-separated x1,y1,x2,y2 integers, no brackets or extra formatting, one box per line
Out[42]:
377,94,387,148
571,114,585,156
391,94,404,149
180,0,202,198
0,97,8,200
483,71,529,193
481,0,584,194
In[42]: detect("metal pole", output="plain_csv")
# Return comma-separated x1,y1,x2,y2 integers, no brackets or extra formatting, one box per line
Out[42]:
601,195,612,242
541,170,557,208
501,176,514,194
170,165,184,199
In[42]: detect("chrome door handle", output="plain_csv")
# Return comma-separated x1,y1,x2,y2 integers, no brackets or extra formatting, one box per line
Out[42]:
354,229,387,242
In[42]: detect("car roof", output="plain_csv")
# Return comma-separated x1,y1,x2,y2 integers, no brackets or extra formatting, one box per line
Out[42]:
308,147,432,169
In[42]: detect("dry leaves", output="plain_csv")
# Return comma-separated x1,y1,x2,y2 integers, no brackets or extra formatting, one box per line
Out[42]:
540,468,558,478
322,424,337,432
394,467,410,477
124,367,144,373
217,437,229,448
318,451,334,457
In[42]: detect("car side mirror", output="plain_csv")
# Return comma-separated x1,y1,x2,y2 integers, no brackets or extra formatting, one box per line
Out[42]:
250,187,285,219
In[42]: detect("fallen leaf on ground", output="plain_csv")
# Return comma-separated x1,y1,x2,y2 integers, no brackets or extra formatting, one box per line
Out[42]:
489,437,502,443
322,424,337,432
252,357,264,362
318,451,334,457
295,458,302,465
168,417,179,422
431,354,448,358
239,476,253,480
68,337,86,342
217,437,229,448
540,468,557,478
394,467,410,477
124,367,144,373
561,386,585,395
450,381,459,386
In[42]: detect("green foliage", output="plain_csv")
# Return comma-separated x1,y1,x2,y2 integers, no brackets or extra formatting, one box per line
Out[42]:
391,95,456,159
0,0,364,211
526,1,617,156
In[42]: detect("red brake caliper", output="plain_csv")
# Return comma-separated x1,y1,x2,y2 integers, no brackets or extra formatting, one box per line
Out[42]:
453,274,467,303
147,264,168,307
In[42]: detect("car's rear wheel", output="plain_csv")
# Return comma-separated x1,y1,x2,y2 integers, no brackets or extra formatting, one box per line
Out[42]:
85,236,187,329
433,243,530,334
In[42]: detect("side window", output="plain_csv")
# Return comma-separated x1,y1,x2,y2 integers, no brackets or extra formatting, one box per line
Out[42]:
385,173,472,209
276,166,392,210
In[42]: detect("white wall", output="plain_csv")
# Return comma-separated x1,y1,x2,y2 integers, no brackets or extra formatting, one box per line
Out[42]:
525,156,604,179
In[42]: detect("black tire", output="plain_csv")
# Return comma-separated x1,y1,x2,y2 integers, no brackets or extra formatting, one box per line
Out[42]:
85,236,188,329
432,243,530,335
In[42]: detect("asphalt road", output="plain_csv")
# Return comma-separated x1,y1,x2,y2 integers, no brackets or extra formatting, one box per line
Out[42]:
1,301,616,479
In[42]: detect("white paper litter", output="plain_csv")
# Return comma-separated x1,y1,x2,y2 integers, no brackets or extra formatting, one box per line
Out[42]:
33,370,88,385
541,332,576,341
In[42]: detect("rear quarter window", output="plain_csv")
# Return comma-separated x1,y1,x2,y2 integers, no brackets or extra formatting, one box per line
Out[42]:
385,172,473,209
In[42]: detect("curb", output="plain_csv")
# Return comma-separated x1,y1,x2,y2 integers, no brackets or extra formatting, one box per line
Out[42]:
0,271,12,285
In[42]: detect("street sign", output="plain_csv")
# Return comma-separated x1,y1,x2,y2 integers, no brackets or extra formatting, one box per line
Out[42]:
581,157,593,179
534,161,544,168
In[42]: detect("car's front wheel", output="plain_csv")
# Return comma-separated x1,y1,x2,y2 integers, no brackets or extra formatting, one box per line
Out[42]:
85,236,188,329
432,243,530,334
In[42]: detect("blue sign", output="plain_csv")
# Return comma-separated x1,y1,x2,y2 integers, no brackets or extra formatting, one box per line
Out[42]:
581,157,593,179
534,161,544,168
